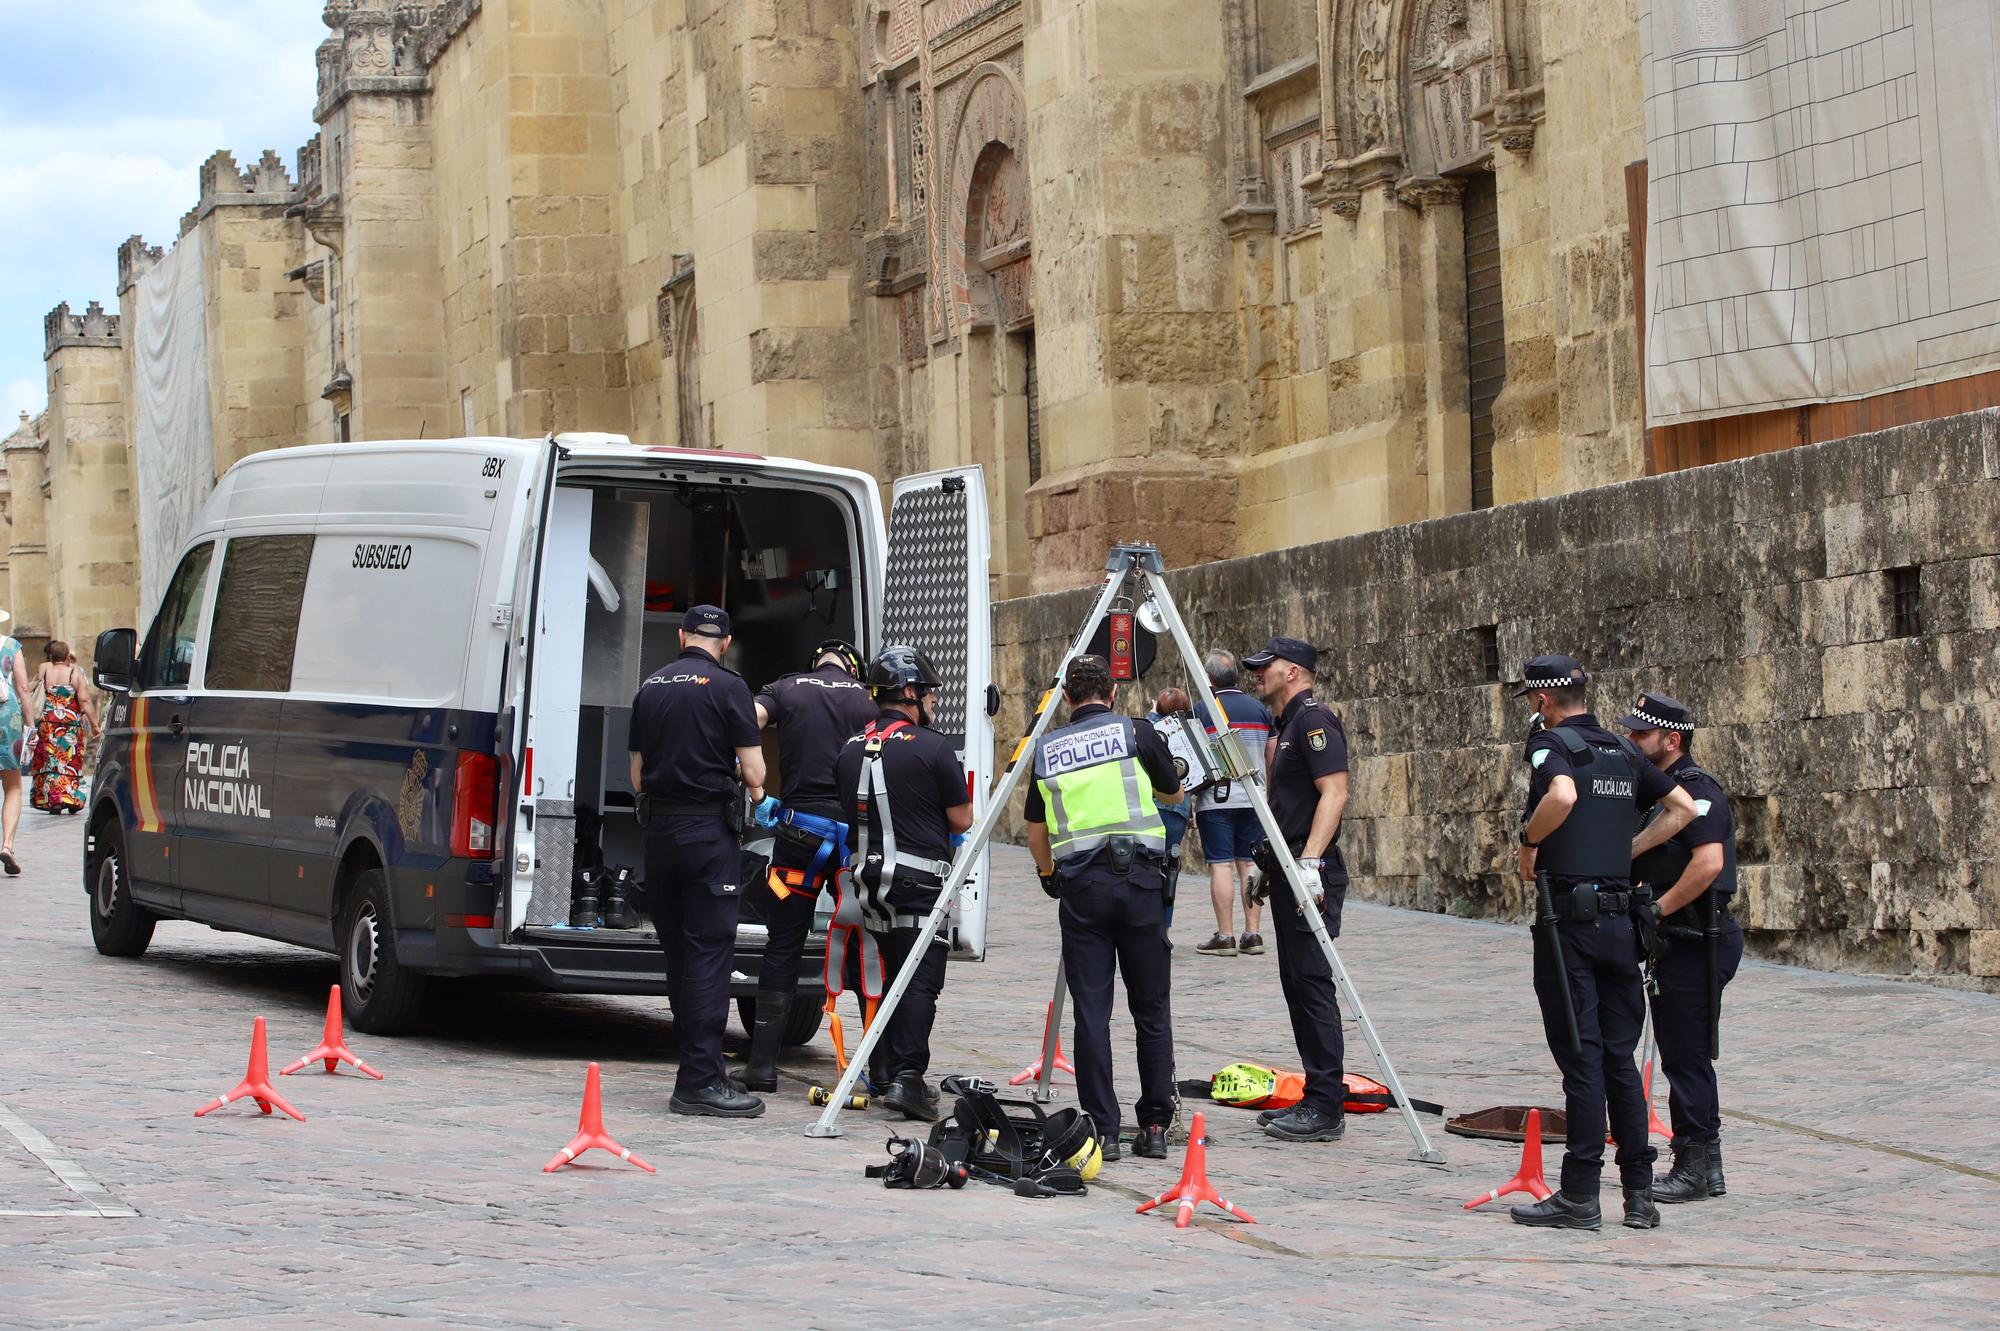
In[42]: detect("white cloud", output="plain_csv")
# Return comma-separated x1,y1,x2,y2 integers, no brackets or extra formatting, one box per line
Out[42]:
4,377,41,424
0,2,327,419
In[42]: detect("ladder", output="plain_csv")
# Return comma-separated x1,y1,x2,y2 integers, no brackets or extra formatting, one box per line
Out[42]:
805,542,1447,1165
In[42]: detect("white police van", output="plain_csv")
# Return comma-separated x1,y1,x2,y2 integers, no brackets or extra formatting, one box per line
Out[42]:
86,434,993,1035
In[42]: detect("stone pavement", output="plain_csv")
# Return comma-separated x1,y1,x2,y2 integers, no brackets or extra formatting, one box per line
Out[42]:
3,807,1996,1330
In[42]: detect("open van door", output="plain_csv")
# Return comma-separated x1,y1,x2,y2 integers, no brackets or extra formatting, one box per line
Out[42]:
883,466,993,960
501,437,562,934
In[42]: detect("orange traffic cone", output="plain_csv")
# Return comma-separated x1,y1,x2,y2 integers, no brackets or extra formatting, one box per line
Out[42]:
1136,1112,1256,1229
1463,1107,1552,1209
1642,1057,1672,1139
542,1063,655,1174
1008,1000,1077,1086
194,1016,306,1122
281,985,383,1079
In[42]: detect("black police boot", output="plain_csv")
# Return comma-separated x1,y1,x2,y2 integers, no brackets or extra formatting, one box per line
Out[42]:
1098,1134,1123,1164
1509,1190,1603,1230
1263,1103,1346,1143
880,1071,939,1122
1706,1140,1727,1196
669,1082,767,1118
1622,1185,1661,1230
740,989,788,1094
1652,1139,1711,1204
1134,1124,1169,1159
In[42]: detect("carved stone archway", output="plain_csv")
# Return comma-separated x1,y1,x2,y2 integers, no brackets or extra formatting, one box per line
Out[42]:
1319,0,1542,207
945,64,1030,335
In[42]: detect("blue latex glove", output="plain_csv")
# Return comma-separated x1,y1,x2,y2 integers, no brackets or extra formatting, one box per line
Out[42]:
950,831,969,850
752,796,782,828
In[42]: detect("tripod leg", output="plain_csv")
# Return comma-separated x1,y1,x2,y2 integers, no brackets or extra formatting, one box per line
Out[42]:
1033,960,1068,1103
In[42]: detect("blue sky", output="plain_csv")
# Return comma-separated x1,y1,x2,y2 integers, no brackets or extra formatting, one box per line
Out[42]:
0,2,327,424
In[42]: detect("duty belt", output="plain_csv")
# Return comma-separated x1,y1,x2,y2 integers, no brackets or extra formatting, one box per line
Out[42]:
1551,885,1632,920
641,797,730,819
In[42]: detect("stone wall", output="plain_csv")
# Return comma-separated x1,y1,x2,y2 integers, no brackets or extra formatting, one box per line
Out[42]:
41,308,137,671
991,410,2000,989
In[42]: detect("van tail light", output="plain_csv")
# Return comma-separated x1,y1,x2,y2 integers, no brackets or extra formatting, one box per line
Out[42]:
453,751,503,859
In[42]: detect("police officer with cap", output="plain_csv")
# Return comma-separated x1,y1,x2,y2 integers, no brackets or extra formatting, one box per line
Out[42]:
1023,654,1185,1162
739,640,877,1094
627,604,768,1118
1511,655,1696,1228
1618,691,1743,1204
833,645,972,1121
1243,635,1351,1144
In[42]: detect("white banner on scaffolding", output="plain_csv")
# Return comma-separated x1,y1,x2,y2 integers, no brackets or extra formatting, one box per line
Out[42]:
131,228,216,620
1640,0,2000,426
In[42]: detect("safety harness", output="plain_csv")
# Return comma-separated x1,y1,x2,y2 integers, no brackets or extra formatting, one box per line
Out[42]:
822,718,952,1076
847,719,953,931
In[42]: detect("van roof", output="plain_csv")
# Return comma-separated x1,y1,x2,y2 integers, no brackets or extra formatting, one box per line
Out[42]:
198,436,882,535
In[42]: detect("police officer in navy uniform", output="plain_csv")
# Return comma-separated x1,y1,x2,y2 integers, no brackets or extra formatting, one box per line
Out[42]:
1243,635,1352,1144
627,604,769,1119
1510,655,1696,1229
1619,691,1743,1204
1023,654,1185,1162
833,645,972,1122
739,639,877,1094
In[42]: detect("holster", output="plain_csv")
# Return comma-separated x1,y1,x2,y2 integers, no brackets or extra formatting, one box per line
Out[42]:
1630,882,1666,965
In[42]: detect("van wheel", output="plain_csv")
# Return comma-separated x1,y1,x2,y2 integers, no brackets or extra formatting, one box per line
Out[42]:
88,820,156,957
738,993,826,1047
340,870,428,1034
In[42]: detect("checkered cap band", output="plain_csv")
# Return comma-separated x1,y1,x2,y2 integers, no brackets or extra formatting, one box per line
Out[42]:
1524,674,1573,690
1627,708,1692,731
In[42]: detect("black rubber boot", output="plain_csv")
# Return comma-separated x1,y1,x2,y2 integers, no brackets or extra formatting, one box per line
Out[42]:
1509,1191,1603,1230
880,1071,939,1122
1706,1140,1727,1197
1653,1139,1711,1204
740,989,788,1094
1623,1185,1661,1229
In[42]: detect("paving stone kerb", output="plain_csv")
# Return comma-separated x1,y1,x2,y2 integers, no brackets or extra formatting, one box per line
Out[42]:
993,409,2000,990
3,813,1998,1329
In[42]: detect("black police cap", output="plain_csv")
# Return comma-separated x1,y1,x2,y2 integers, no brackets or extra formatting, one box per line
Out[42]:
1617,691,1694,732
1243,636,1318,672
685,603,731,637
1512,653,1586,697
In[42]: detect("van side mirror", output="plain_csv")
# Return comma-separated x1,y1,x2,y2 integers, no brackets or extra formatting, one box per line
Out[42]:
94,628,138,693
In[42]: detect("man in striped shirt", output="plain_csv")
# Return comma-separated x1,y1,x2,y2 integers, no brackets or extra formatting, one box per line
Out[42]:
1192,649,1275,957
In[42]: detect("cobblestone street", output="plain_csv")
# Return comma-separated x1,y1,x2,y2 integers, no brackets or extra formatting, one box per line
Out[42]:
3,807,1997,1329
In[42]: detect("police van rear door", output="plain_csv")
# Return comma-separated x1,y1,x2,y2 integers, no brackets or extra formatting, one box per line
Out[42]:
883,466,992,960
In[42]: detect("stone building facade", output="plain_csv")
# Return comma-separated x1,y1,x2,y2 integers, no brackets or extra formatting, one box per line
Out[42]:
39,0,1680,610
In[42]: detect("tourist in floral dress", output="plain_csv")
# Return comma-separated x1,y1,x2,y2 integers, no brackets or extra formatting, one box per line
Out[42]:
32,640,97,816
0,615,34,874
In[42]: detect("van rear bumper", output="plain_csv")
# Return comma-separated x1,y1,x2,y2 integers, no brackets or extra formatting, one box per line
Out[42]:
419,922,829,999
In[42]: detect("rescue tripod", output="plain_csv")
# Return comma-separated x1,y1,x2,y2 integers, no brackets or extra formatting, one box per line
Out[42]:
807,543,1448,1166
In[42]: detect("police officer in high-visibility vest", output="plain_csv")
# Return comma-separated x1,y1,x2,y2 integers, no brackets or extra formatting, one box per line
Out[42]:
739,639,877,1094
1024,655,1185,1162
1512,655,1696,1229
627,604,769,1119
832,645,972,1122
1619,691,1743,1204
